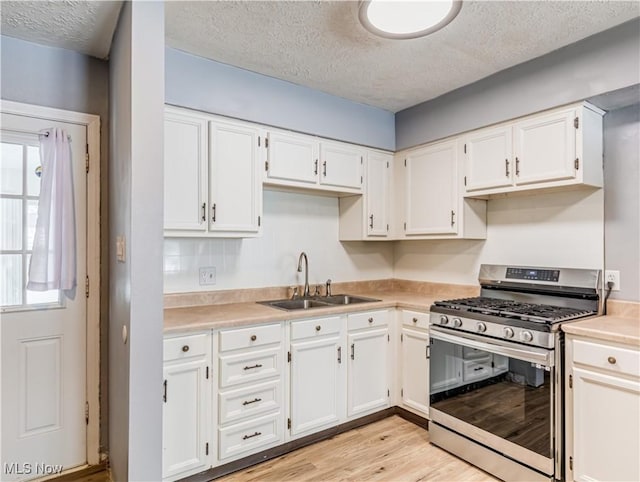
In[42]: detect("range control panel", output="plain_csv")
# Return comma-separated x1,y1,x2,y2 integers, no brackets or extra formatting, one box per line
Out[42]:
506,267,560,282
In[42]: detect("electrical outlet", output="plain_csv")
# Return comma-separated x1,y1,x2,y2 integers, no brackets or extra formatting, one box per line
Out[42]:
605,270,620,291
199,267,216,286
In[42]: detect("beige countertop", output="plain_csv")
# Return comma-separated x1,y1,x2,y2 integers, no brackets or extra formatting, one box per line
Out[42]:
164,290,441,334
563,314,640,347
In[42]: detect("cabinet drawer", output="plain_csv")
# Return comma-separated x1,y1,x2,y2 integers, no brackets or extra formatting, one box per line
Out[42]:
401,310,430,330
218,413,281,461
290,316,342,340
462,358,493,382
573,339,640,378
219,323,282,352
164,333,209,362
219,380,281,425
347,310,389,331
219,346,282,388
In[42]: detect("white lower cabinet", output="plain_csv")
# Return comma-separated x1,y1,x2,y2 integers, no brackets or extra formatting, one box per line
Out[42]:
566,335,640,482
399,310,430,417
217,323,285,463
162,333,212,481
347,310,391,418
289,316,346,437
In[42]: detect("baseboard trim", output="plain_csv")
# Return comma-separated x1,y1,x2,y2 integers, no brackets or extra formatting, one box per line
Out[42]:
38,463,108,482
182,407,424,481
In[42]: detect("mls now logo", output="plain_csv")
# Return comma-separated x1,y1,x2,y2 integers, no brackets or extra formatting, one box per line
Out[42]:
4,462,64,476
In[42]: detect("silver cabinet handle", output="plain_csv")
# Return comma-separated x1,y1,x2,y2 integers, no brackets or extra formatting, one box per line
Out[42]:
451,210,456,226
322,161,327,177
243,363,263,371
350,343,355,360
608,356,617,364
314,159,318,175
250,335,257,341
163,380,167,403
182,345,189,352
201,203,206,222
369,214,374,229
505,159,510,177
242,397,262,406
337,346,342,364
315,325,321,332
515,157,520,176
212,203,217,222
242,431,261,440
368,317,373,323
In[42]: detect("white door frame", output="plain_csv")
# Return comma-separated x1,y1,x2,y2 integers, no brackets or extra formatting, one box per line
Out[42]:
0,99,101,466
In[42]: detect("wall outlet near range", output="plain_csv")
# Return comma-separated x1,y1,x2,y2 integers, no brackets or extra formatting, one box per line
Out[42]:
605,270,620,291
199,267,216,286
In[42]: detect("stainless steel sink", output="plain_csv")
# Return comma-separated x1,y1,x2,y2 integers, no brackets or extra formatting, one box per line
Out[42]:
259,294,380,311
322,294,380,305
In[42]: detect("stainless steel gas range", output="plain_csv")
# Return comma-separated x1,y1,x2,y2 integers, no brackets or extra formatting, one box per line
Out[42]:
428,264,601,482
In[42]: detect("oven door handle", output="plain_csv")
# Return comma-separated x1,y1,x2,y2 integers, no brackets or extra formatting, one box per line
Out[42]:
429,326,554,367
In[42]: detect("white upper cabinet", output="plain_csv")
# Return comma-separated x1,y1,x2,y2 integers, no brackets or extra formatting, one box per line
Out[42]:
265,130,318,185
264,129,363,195
209,119,262,234
462,102,604,197
338,150,392,240
464,125,513,192
164,106,263,238
164,109,208,232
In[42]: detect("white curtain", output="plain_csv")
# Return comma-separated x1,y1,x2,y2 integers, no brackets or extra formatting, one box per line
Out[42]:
27,128,77,297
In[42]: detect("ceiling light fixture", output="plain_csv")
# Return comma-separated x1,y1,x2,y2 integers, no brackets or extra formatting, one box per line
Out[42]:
359,0,462,40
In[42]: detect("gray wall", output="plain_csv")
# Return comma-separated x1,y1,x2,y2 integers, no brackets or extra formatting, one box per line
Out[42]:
165,47,396,151
396,19,640,149
0,34,112,453
109,2,164,480
604,104,640,302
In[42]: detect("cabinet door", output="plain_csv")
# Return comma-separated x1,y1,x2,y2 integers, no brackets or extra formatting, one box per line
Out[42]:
319,141,363,190
266,130,318,185
347,328,389,417
464,125,513,191
572,367,640,482
164,109,208,232
366,151,391,237
401,328,429,415
209,120,262,233
290,335,344,436
514,108,577,185
404,140,458,235
162,358,211,480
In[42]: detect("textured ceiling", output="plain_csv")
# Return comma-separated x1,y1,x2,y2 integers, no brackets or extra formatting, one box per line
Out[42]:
0,0,122,59
166,1,640,112
1,1,638,112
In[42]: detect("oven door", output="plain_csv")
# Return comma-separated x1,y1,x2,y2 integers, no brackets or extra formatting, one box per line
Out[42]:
429,325,555,476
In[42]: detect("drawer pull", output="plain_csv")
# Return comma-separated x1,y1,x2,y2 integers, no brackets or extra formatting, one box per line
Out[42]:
315,325,321,332
368,317,373,323
242,431,262,440
250,335,257,341
242,397,262,406
243,364,263,371
412,317,418,323
474,367,484,371
608,356,617,365
181,345,189,352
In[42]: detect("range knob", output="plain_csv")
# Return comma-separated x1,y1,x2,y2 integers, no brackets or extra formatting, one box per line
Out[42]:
520,331,533,343
476,322,487,333
452,318,463,328
503,327,514,339
439,315,449,325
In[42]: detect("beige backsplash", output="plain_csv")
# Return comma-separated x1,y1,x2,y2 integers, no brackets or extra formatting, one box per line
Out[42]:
607,299,640,319
163,278,480,309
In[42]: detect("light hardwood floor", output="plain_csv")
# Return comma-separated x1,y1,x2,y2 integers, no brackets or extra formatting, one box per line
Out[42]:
220,416,497,482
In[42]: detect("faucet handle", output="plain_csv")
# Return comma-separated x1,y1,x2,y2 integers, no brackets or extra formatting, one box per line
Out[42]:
290,286,299,300
325,279,332,297
314,284,322,297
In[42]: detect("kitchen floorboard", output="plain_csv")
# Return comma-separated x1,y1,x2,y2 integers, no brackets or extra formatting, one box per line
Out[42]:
220,415,498,481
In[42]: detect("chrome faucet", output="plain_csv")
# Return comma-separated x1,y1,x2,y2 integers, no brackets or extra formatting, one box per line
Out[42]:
297,252,310,298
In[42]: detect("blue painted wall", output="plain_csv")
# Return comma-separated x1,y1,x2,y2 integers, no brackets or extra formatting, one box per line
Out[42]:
165,47,396,151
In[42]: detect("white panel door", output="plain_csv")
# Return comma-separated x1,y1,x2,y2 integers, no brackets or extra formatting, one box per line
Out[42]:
266,131,318,185
572,367,640,482
347,328,389,417
290,336,344,436
162,358,211,481
464,125,513,191
404,140,458,235
319,141,363,190
163,109,208,231
209,120,261,233
514,108,577,185
401,328,430,415
366,151,391,237
1,114,87,480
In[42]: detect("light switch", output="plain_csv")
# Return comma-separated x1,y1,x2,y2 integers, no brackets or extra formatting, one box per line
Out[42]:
116,235,126,262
